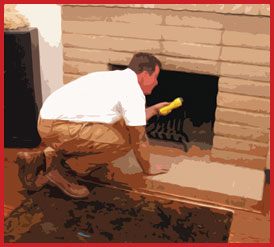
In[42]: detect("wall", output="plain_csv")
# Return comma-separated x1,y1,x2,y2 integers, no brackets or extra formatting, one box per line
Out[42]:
15,4,63,102
61,4,270,170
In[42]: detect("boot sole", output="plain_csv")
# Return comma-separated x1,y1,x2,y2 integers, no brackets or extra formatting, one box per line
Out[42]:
46,174,89,199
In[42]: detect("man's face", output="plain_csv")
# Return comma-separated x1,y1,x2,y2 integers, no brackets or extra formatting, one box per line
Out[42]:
141,65,160,95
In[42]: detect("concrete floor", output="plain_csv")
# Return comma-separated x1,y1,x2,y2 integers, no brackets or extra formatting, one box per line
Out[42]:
4,144,270,243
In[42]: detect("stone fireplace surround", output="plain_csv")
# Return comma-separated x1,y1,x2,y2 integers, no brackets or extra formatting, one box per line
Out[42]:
61,4,270,171
58,5,271,242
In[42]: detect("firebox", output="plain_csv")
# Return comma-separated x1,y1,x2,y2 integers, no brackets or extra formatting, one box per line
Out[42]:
110,64,219,151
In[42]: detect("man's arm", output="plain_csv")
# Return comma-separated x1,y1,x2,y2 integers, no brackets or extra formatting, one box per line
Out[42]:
127,125,168,175
145,106,157,121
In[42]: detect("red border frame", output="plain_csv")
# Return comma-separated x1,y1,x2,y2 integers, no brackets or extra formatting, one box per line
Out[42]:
1,1,272,247
1,2,4,246
1,244,273,247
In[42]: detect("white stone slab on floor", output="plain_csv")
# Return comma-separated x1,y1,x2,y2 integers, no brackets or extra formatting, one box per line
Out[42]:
112,150,265,201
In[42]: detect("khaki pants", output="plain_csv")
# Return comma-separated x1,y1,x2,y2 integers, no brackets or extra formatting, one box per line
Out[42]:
38,117,132,176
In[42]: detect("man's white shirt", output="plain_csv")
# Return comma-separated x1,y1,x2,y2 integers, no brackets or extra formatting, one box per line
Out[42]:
40,69,146,126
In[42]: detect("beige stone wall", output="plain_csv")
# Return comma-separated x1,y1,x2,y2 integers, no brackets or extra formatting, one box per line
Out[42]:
61,4,270,170
63,4,270,17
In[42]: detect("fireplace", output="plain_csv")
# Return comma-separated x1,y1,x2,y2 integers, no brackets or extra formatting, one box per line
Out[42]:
110,64,218,151
61,4,270,171
147,69,218,151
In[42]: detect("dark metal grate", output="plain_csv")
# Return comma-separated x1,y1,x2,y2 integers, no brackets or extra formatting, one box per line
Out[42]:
146,112,189,152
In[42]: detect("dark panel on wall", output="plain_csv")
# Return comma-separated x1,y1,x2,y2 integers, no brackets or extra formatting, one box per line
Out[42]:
4,27,42,147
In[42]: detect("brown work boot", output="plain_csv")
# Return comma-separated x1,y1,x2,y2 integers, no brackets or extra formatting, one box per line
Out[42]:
46,168,90,199
15,151,47,190
35,170,49,188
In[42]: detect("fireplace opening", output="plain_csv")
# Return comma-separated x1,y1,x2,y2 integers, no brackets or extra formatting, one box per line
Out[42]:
109,64,219,151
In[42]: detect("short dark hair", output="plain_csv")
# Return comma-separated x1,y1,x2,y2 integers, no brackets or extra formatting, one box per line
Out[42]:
128,53,161,75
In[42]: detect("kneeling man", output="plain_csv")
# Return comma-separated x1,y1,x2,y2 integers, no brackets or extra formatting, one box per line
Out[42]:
16,53,170,198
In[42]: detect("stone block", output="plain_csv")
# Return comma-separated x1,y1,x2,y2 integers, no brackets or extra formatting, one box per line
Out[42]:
63,20,161,40
215,107,270,129
259,4,270,16
220,62,270,82
161,25,222,44
213,121,269,144
217,92,270,114
109,54,132,66
185,4,264,17
220,47,269,66
196,4,223,12
222,31,270,49
143,151,265,201
162,41,221,61
164,10,223,29
63,60,109,75
243,4,260,15
64,47,109,64
157,55,219,75
211,148,266,170
62,5,164,24
63,73,80,84
213,135,268,157
218,77,270,98
154,4,196,11
63,47,132,66
215,4,245,14
146,157,265,204
63,33,161,53
221,15,269,34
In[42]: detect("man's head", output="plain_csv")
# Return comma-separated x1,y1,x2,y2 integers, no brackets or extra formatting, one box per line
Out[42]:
128,53,161,95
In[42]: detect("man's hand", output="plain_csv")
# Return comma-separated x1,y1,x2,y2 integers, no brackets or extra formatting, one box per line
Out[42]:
146,102,170,120
144,163,169,176
128,126,171,176
152,102,170,113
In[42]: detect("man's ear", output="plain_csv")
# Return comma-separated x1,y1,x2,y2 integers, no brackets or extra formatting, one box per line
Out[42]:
139,70,148,80
142,70,150,78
